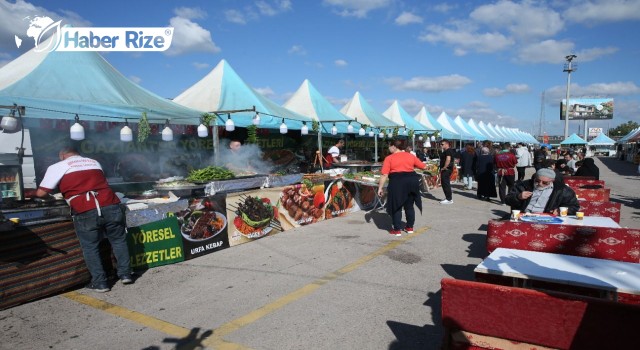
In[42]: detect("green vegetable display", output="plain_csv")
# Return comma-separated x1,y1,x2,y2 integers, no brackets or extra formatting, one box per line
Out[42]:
186,166,235,182
247,124,258,144
138,112,150,143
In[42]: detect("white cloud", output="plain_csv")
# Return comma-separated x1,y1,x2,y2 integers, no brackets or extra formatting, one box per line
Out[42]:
165,9,221,56
334,59,348,67
470,0,564,39
565,0,640,24
419,25,514,55
546,82,640,106
483,87,506,97
225,9,248,24
575,46,619,62
517,39,618,64
395,11,422,26
517,39,575,64
129,75,142,84
385,74,472,92
255,0,292,16
506,83,530,93
288,45,307,55
0,0,91,52
432,3,457,13
396,98,424,114
254,86,276,99
484,83,530,97
323,0,391,18
225,1,291,24
192,62,210,70
174,7,206,20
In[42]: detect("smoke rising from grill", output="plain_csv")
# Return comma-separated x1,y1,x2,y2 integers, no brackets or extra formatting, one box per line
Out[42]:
215,139,273,174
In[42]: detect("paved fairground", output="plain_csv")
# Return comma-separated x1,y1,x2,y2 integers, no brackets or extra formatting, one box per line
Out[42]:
1,157,638,350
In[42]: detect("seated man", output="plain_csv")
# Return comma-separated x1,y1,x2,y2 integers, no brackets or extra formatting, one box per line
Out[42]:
506,168,579,215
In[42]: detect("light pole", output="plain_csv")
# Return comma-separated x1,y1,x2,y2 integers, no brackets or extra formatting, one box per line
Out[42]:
563,54,577,139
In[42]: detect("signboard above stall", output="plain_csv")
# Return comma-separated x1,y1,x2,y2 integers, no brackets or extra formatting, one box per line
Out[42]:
560,98,614,120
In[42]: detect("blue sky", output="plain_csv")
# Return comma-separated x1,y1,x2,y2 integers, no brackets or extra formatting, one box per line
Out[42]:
1,0,639,137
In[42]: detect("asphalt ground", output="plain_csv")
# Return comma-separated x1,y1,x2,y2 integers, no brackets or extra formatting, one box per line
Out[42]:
1,157,638,350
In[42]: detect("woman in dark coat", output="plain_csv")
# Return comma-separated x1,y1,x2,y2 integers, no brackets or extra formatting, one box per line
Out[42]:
459,143,477,190
475,147,497,201
574,157,600,180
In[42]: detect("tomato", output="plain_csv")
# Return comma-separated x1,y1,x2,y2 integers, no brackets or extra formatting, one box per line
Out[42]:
330,184,339,198
261,197,271,204
313,192,325,209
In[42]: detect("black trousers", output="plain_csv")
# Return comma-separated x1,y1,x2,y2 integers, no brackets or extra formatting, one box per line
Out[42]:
516,167,527,181
497,174,515,204
391,195,416,230
441,169,452,201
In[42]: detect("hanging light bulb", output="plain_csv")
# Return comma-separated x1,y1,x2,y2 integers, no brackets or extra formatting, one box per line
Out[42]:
120,119,133,142
0,107,18,131
358,126,365,136
331,123,337,135
252,112,260,126
301,121,309,135
279,119,288,134
347,122,354,133
197,118,208,137
418,135,424,141
368,130,374,137
225,114,235,131
162,119,173,141
70,114,85,140
403,128,408,136
430,135,436,141
378,131,384,138
425,140,432,147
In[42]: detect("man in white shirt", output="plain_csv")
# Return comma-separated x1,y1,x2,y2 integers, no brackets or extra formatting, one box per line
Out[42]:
515,143,532,181
326,139,345,166
564,153,577,172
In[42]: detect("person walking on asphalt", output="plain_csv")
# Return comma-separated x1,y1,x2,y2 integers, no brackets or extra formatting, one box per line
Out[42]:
475,146,497,201
439,139,455,204
377,139,426,236
515,142,531,181
494,143,517,205
36,146,133,292
533,146,547,171
459,143,477,190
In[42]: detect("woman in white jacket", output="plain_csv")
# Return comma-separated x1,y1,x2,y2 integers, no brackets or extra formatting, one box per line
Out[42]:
515,143,532,182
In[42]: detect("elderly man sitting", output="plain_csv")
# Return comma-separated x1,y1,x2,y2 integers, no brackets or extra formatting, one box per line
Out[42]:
505,168,580,215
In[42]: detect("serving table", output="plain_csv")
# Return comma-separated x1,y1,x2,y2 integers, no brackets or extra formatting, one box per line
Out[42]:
475,247,640,301
516,215,620,228
333,161,374,173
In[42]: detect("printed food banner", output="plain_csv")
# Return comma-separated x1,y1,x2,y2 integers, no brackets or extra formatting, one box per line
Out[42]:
351,181,378,211
323,178,359,219
174,194,230,260
226,188,285,247
127,217,184,269
279,180,326,229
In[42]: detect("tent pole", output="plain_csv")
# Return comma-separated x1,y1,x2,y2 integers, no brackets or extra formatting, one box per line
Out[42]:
317,130,322,170
212,120,219,165
374,133,378,162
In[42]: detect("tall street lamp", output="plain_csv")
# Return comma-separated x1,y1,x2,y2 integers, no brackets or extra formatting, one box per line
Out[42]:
563,54,577,139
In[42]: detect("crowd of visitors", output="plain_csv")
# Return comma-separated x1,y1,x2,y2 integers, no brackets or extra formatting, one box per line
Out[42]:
377,138,600,235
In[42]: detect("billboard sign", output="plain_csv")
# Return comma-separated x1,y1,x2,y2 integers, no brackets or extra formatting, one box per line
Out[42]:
560,98,613,120
588,127,603,137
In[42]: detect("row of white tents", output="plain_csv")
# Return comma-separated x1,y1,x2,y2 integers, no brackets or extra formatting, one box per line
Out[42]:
0,42,538,144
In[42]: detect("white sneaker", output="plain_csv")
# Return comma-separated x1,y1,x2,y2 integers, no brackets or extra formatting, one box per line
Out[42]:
440,199,453,204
